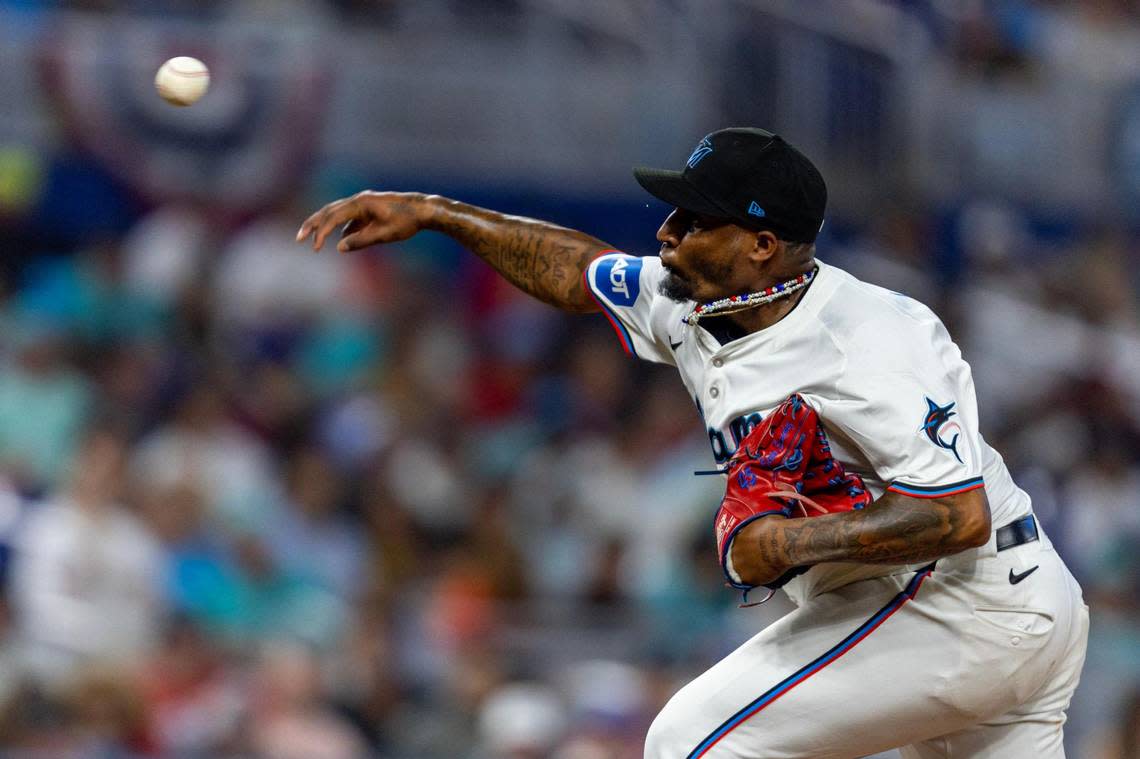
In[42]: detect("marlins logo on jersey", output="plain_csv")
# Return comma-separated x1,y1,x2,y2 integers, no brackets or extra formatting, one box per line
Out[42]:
922,397,963,464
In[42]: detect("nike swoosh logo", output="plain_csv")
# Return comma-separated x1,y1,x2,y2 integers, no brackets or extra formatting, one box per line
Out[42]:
1008,565,1039,585
670,340,683,350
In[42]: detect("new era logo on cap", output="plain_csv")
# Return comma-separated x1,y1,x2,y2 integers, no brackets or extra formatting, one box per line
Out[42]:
748,201,765,218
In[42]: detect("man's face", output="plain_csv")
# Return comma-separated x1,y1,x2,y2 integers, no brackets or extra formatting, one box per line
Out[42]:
656,208,760,303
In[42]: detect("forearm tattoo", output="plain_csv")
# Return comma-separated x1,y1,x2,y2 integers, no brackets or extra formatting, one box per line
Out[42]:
426,198,607,312
755,490,990,571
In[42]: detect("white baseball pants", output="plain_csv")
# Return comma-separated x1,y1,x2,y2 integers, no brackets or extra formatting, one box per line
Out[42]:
644,522,1089,758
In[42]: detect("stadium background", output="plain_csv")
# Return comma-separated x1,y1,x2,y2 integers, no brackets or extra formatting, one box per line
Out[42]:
0,1,1137,757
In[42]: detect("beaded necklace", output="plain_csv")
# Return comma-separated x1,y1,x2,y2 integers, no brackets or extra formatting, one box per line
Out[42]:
683,265,818,326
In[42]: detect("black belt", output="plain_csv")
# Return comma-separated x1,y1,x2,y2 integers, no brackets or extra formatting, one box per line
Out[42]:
996,515,1038,552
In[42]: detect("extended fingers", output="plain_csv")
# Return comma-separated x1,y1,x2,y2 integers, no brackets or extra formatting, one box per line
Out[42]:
297,198,357,251
296,206,330,244
313,202,358,251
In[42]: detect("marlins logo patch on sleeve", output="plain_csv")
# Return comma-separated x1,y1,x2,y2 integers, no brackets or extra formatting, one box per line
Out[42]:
593,255,643,307
921,396,964,464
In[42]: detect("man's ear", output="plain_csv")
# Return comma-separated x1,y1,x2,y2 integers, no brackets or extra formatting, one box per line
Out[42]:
748,230,781,264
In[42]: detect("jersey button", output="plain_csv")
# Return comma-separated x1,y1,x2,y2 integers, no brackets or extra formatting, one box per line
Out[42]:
709,386,720,398
713,358,724,368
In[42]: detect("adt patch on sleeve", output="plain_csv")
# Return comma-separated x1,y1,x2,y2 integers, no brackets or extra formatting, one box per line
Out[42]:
592,255,643,307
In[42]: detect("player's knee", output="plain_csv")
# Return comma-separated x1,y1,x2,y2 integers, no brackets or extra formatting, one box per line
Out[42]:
645,686,782,759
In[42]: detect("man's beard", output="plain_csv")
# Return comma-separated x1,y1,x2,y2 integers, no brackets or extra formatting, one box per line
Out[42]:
659,269,697,302
659,257,737,303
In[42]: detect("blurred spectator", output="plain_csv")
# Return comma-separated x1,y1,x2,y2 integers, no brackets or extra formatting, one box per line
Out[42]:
585,537,628,607
248,641,368,759
0,681,80,757
0,472,25,593
196,529,348,649
10,429,165,681
382,432,468,536
138,616,244,757
266,445,366,600
315,390,394,472
1114,686,1140,759
1063,445,1140,597
359,474,423,600
0,315,91,494
1085,683,1140,758
424,550,500,654
475,682,567,759
213,212,351,331
0,590,19,706
120,204,211,308
63,667,154,757
131,384,280,531
555,660,649,759
139,480,236,631
92,339,174,436
467,487,528,602
322,599,402,751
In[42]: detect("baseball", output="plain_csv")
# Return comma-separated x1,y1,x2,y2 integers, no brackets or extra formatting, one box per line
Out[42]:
154,56,210,106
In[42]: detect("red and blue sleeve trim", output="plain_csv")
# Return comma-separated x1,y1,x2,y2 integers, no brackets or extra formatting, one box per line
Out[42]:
582,260,638,358
886,477,984,499
686,565,935,758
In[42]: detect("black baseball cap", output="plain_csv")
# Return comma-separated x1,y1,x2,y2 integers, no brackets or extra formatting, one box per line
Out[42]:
633,127,827,243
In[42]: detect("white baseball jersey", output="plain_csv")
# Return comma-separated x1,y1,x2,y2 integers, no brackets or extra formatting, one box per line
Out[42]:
584,252,1088,758
585,253,1032,601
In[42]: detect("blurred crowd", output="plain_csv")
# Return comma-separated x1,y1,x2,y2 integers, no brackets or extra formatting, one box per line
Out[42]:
0,198,743,759
0,191,1136,758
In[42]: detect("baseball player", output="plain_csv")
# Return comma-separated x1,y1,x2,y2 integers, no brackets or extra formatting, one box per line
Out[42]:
297,128,1089,758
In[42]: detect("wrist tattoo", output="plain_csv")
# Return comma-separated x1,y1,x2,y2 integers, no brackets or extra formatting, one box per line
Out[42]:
766,490,990,569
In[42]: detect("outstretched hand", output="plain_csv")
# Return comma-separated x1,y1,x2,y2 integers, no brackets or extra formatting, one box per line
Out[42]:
295,191,431,253
297,190,604,313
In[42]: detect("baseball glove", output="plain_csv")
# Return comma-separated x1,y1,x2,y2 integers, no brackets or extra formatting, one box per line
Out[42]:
714,394,872,597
